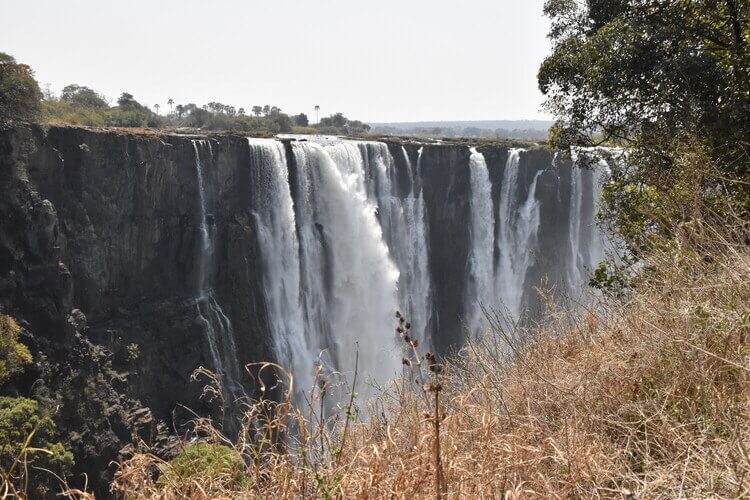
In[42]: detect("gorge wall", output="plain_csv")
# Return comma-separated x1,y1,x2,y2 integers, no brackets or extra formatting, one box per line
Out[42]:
0,125,607,490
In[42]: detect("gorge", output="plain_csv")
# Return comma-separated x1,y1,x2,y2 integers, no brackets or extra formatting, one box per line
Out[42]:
0,125,608,488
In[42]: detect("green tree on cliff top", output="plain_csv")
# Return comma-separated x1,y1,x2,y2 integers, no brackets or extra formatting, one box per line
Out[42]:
0,52,41,124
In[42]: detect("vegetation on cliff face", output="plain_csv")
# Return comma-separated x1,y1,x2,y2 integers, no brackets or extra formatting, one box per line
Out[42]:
0,315,74,498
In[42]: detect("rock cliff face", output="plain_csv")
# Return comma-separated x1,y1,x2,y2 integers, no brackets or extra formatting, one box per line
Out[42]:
0,125,590,494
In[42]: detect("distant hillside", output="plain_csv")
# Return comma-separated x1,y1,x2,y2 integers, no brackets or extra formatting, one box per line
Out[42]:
369,119,553,140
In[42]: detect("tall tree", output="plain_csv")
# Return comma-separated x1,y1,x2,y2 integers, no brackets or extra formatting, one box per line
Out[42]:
539,0,749,174
0,52,41,124
60,84,108,109
314,104,320,123
167,98,174,113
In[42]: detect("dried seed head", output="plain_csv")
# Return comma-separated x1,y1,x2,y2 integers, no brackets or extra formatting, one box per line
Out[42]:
405,322,411,330
403,334,412,343
425,352,435,362
410,338,418,348
399,316,405,324
395,310,403,319
396,326,404,334
401,358,411,366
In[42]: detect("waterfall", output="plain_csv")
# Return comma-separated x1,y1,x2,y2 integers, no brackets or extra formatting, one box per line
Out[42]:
195,136,610,409
399,146,432,347
359,143,432,348
465,148,495,336
191,140,244,403
288,140,401,401
568,150,584,292
495,149,542,319
246,139,309,397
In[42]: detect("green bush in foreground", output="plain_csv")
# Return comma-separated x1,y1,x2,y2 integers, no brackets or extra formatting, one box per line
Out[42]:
0,396,74,497
160,443,249,490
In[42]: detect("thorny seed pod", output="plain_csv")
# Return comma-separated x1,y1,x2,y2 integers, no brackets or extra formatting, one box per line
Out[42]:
403,334,412,343
410,339,418,348
399,316,405,324
401,358,411,366
425,352,435,362
396,326,404,334
405,322,411,330
395,311,403,319
429,363,444,374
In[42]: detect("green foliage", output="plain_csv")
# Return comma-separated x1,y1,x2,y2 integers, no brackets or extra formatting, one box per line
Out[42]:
316,113,370,135
0,396,74,495
540,0,750,253
60,84,108,109
0,315,31,384
0,52,41,124
160,443,248,489
540,0,750,154
126,343,140,362
294,113,309,127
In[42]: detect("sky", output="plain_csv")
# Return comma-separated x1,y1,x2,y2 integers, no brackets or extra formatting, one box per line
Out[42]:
0,0,553,123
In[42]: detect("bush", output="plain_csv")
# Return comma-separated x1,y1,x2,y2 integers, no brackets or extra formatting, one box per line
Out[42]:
159,443,248,490
0,397,74,497
0,315,31,384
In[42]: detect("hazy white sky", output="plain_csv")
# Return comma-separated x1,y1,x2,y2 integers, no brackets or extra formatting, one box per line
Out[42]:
0,0,552,122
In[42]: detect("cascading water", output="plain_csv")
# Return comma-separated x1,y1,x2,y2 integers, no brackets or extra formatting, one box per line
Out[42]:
465,148,495,336
192,136,610,410
567,151,610,296
246,139,309,398
191,140,245,403
360,143,433,348
288,140,401,401
398,146,432,346
495,149,543,319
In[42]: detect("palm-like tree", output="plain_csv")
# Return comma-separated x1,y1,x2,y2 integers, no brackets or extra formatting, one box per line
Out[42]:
154,103,160,115
167,98,174,113
314,104,320,123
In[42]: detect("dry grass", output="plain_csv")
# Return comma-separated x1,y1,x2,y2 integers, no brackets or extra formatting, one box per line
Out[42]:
113,224,750,499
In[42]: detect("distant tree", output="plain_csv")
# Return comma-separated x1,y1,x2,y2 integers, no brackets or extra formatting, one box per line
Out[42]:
270,106,280,114
252,105,262,116
238,107,245,116
154,103,160,114
0,52,41,123
175,104,185,118
262,105,271,116
60,84,108,109
295,113,309,127
167,98,174,113
314,104,320,123
267,112,293,133
117,92,135,107
191,108,211,127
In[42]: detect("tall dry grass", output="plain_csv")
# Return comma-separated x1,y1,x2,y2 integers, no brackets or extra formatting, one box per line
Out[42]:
113,223,750,499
